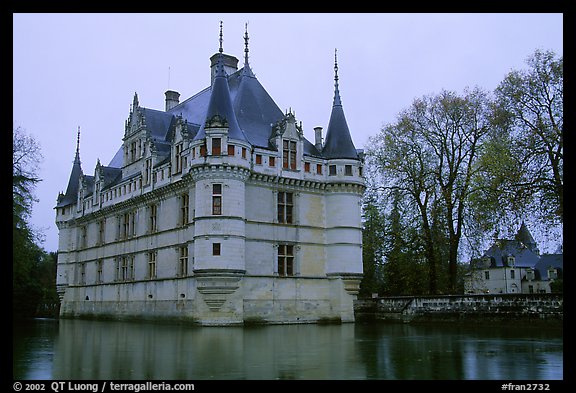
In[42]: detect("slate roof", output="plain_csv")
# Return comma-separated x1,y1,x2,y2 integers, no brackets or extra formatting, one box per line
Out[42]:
56,151,82,207
534,254,563,281
61,49,360,208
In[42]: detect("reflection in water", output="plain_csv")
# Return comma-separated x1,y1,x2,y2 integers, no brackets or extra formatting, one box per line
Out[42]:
13,319,562,380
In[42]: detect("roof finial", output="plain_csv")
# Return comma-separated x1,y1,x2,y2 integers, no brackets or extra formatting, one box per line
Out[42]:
219,21,223,54
76,126,81,156
333,48,342,106
244,22,250,66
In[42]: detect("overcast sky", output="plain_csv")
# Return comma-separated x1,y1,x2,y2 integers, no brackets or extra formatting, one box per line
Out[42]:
13,13,563,253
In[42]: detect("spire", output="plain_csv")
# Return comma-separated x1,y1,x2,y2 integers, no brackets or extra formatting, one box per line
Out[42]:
75,126,81,162
515,221,539,253
333,48,342,106
322,49,358,160
219,20,223,54
195,22,246,142
56,126,84,207
244,22,250,66
241,22,255,77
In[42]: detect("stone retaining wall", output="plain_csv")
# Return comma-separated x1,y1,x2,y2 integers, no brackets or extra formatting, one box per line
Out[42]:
354,294,563,325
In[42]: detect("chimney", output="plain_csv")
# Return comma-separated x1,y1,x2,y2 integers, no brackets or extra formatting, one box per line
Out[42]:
165,90,180,111
314,126,323,151
210,53,239,85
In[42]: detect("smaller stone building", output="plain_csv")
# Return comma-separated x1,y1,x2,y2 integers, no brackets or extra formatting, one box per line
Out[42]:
465,223,563,294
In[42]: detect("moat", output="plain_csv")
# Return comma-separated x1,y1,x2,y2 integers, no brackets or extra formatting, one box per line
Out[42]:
13,318,562,380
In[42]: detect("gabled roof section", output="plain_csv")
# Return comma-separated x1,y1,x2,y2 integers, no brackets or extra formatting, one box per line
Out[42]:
322,50,358,160
482,239,540,268
534,254,563,281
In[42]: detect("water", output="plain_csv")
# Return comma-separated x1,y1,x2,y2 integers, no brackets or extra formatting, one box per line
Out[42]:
13,318,562,380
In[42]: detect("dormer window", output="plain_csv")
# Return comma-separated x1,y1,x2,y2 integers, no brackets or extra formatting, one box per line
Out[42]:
174,143,183,173
548,268,558,280
283,140,297,170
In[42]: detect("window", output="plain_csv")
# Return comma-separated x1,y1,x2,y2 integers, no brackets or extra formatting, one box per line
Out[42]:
329,165,337,176
212,138,221,155
283,140,297,170
255,154,262,165
180,193,189,225
130,141,137,162
178,246,188,277
316,164,323,175
148,252,157,279
269,156,276,167
548,269,558,280
149,204,158,233
278,244,294,277
212,184,222,215
345,165,353,176
528,285,534,294
122,211,136,238
200,144,207,157
145,158,152,185
277,192,293,224
304,162,310,173
526,270,535,281
510,269,515,279
175,143,184,173
484,271,490,280
98,219,106,245
242,147,247,159
96,260,103,284
213,243,221,256
227,144,235,156
80,225,87,248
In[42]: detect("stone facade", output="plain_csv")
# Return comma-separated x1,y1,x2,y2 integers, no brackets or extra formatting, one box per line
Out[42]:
55,31,365,326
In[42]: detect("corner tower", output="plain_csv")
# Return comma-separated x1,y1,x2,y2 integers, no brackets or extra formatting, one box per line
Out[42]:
322,50,365,321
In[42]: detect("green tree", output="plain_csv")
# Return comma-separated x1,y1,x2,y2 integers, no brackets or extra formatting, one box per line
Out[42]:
494,49,563,224
367,88,492,293
359,186,386,297
13,126,45,319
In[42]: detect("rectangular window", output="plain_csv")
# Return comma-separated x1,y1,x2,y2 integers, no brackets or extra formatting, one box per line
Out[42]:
345,165,353,176
304,162,310,173
212,138,221,156
175,143,183,173
255,154,262,165
180,193,189,226
484,271,490,280
316,164,323,175
329,165,337,176
200,144,207,157
96,260,103,284
121,257,129,281
277,192,293,224
242,147,247,159
145,158,152,185
149,204,158,233
269,156,276,167
178,246,188,277
278,244,294,277
148,252,157,279
510,269,515,279
283,140,297,170
98,219,106,245
227,144,235,156
212,184,222,215
528,285,534,294
80,225,87,248
213,243,221,256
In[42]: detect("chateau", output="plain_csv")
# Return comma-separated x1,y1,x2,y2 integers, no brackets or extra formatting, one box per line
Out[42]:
55,26,365,325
